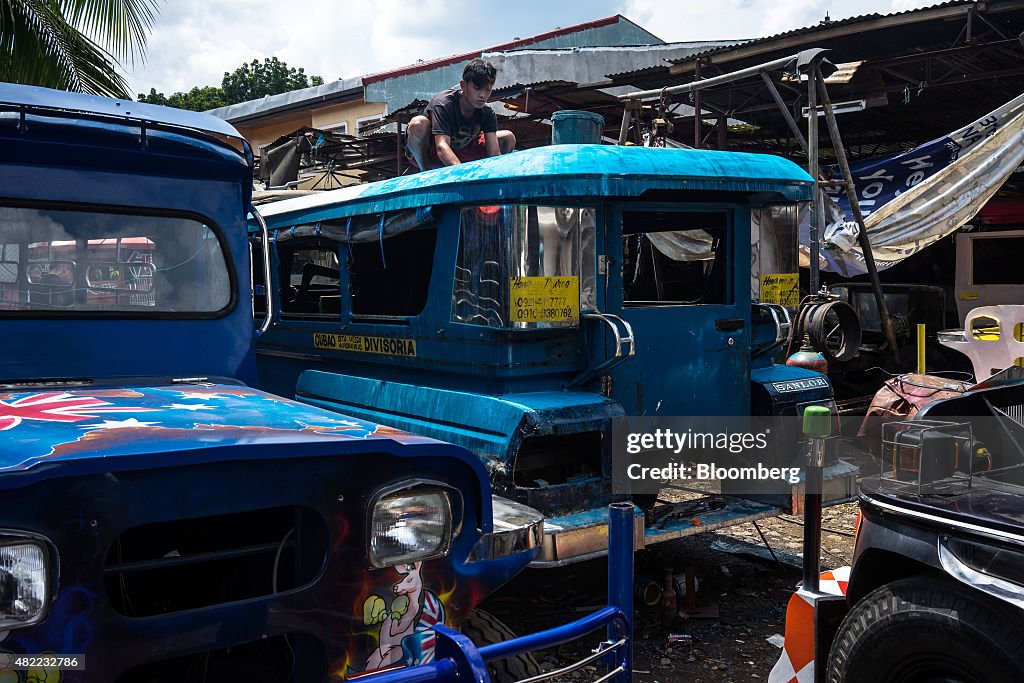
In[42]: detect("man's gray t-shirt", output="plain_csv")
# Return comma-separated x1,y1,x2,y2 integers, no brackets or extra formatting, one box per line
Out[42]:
425,87,498,151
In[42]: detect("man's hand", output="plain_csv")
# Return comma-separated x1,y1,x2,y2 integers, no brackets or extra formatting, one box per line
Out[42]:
433,134,461,167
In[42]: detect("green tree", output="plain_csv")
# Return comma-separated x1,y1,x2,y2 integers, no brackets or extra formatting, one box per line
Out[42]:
221,57,323,104
138,56,324,112
137,84,225,111
0,0,159,98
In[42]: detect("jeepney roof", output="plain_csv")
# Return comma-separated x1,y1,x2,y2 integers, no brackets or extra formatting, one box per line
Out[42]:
253,144,814,226
0,82,245,142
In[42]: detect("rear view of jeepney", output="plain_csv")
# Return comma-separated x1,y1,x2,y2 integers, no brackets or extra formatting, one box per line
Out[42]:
253,143,848,567
0,84,599,682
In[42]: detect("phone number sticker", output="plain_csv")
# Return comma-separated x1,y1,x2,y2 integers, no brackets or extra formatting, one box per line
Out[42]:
509,276,579,323
760,273,799,307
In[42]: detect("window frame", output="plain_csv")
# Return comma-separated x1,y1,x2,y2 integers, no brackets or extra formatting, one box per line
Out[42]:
0,200,237,320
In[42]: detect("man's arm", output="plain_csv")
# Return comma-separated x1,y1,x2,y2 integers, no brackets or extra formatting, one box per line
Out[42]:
433,134,462,167
483,131,500,158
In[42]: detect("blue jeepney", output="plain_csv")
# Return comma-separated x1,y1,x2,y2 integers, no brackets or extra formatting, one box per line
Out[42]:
0,84,631,683
251,143,846,566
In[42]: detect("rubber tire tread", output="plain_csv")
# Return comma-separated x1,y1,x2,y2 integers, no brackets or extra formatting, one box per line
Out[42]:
461,608,543,683
826,574,1024,683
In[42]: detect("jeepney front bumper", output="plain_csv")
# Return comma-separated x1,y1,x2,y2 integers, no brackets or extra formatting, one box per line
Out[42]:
472,496,544,562
533,498,778,567
533,460,859,567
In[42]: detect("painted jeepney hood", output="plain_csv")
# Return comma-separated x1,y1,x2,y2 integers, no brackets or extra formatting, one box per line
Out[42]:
0,382,529,680
0,381,491,505
0,83,257,384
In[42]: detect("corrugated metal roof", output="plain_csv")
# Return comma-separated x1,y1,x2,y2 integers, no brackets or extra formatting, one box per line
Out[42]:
488,41,738,89
601,41,748,78
362,15,657,85
663,0,974,67
364,17,669,112
379,42,732,115
206,76,363,123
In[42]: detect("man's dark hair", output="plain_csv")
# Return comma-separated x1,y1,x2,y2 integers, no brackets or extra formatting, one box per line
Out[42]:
462,59,497,88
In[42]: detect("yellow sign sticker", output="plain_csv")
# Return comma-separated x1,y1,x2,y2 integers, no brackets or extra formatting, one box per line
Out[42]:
509,276,580,323
312,333,417,357
760,273,800,307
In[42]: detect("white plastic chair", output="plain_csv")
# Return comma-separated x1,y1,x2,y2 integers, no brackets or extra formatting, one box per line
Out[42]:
938,305,1024,381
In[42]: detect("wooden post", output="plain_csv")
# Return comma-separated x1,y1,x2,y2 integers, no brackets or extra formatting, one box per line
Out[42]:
815,65,902,364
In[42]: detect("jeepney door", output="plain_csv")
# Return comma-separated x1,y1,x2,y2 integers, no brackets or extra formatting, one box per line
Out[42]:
598,203,750,416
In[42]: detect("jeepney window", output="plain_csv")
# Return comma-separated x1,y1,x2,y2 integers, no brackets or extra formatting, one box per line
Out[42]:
622,210,730,306
270,209,438,320
348,215,437,318
0,206,230,313
971,235,1024,285
452,205,596,329
752,205,800,307
276,238,341,318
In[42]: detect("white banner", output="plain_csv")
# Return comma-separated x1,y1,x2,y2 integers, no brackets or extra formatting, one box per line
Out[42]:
801,94,1024,276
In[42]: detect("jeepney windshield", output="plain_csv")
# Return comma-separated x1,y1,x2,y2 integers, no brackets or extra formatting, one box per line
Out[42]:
0,206,231,314
452,205,596,329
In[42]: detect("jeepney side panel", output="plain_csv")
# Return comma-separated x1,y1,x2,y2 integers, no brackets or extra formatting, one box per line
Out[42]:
255,203,588,398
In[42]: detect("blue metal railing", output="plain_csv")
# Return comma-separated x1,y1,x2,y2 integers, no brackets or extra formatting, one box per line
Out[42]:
365,502,635,683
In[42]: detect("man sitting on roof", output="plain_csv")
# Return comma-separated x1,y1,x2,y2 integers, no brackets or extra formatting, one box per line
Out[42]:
405,59,515,171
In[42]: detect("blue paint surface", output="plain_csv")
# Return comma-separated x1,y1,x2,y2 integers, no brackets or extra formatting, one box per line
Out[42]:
0,81,244,139
0,383,465,479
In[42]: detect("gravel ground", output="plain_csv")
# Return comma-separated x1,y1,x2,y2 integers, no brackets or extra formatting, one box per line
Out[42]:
485,502,860,683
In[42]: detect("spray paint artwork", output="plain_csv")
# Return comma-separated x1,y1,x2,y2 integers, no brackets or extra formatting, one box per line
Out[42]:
362,562,445,671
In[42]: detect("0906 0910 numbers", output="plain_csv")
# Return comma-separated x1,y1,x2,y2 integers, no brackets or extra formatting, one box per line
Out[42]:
514,307,574,321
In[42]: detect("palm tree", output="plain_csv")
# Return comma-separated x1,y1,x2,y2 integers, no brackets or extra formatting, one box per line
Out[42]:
0,0,159,98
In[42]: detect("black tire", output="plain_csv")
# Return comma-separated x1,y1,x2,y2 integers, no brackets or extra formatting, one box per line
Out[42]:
461,608,542,683
827,575,1024,683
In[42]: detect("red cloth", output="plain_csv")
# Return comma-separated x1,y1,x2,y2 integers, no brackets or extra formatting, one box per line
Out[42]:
408,131,488,170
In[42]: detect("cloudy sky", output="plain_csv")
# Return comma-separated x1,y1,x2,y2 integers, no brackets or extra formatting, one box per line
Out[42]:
124,0,939,97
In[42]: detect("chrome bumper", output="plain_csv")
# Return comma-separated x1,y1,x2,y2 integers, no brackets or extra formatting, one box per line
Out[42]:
534,507,647,568
470,496,544,561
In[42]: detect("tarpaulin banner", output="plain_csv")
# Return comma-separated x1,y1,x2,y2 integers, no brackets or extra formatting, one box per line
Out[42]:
801,93,1024,276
